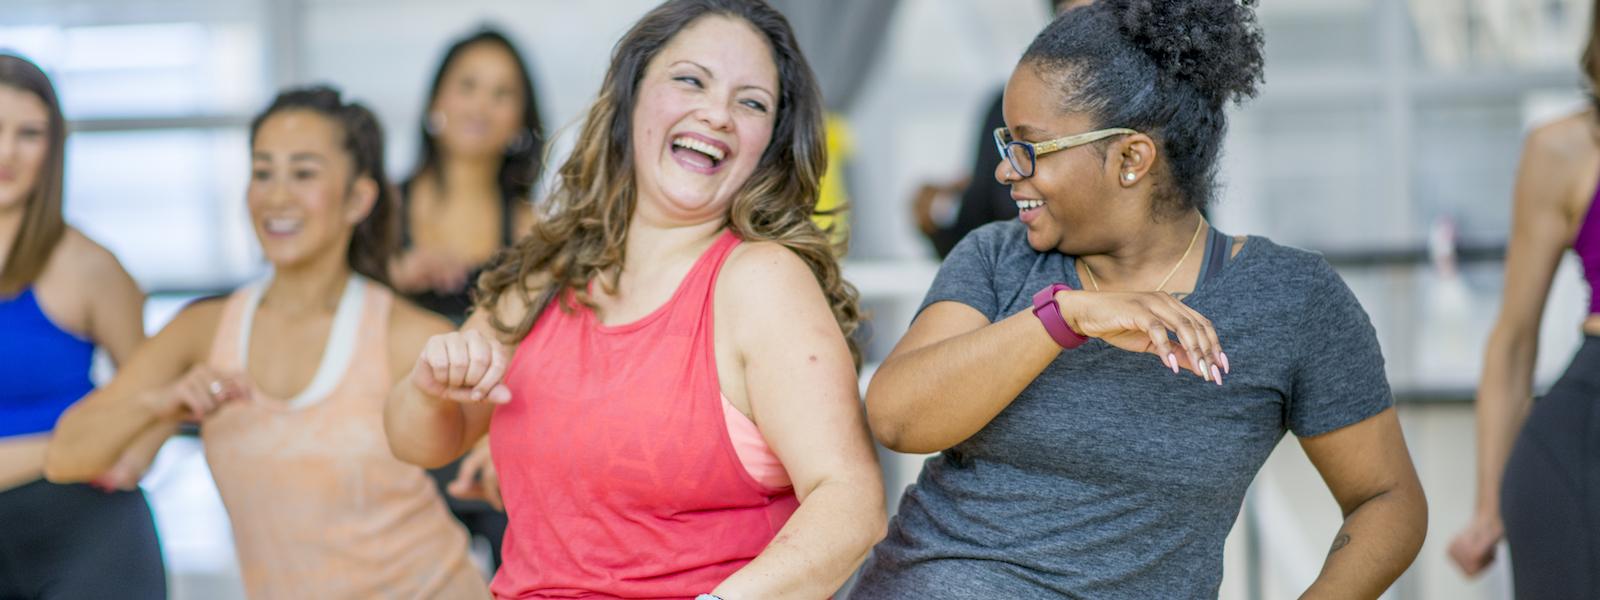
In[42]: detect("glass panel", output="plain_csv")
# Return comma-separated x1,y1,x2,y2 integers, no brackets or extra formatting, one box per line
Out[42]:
1258,0,1379,73
1251,103,1401,249
0,22,265,119
63,128,263,291
1411,97,1525,243
1408,0,1589,71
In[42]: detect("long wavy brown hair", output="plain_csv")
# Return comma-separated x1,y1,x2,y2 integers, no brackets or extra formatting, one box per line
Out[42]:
475,0,861,365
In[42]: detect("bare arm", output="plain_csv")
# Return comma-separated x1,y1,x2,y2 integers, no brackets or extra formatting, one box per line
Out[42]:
46,300,235,483
77,234,146,366
709,244,886,599
1299,408,1428,598
384,306,508,469
77,233,171,489
865,301,1063,453
868,290,1223,454
1449,122,1581,574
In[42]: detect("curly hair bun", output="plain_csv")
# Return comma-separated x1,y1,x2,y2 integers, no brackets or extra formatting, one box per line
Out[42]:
1105,0,1264,106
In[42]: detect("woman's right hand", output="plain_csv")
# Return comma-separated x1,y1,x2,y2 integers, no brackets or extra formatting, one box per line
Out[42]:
1448,513,1503,577
1057,290,1227,383
144,365,250,421
411,329,512,404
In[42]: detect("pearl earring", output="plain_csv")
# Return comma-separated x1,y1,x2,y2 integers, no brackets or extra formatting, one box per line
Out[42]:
1123,172,1136,182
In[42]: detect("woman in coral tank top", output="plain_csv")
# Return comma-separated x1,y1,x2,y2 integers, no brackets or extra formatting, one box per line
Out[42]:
385,1,886,598
46,87,488,599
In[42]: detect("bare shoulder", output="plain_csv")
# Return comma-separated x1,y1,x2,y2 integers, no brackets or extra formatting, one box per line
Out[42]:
718,240,833,340
722,240,822,297
1522,109,1600,217
167,295,228,331
388,296,454,349
1525,109,1599,164
52,228,134,284
148,295,229,362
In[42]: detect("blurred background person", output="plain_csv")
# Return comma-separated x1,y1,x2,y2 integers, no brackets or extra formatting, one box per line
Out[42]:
396,25,547,574
393,27,544,320
45,86,488,599
1448,0,1600,595
0,52,163,600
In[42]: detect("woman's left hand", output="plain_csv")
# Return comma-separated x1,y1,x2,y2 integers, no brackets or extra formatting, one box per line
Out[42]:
1058,289,1227,382
448,436,502,511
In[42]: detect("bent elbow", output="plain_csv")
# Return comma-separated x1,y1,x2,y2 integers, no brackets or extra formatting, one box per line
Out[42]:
865,376,926,454
384,433,447,470
42,449,97,485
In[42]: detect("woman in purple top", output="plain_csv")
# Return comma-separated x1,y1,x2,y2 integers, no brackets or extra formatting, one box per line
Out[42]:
1449,2,1600,594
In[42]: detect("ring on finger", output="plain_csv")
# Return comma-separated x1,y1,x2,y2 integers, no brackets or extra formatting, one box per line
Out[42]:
208,380,225,398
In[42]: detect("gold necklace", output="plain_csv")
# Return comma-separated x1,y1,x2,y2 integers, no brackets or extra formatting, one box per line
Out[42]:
1082,219,1206,293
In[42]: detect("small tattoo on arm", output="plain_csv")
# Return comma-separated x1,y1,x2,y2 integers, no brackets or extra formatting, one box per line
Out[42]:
1329,534,1351,556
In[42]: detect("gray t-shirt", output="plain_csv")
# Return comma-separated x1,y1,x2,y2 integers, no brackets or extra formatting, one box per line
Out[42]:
850,221,1392,599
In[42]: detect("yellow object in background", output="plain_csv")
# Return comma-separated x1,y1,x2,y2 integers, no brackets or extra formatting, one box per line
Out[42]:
815,112,852,246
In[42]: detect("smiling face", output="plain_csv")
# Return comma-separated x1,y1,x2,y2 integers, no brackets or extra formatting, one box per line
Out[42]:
629,15,778,226
247,109,374,271
430,41,526,160
998,62,1127,253
0,85,51,213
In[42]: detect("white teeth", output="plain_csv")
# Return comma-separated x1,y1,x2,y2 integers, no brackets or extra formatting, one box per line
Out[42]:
1015,199,1044,211
265,218,300,234
672,136,726,161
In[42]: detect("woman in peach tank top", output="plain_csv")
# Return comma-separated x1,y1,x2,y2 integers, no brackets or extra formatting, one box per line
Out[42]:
46,86,487,599
386,2,886,598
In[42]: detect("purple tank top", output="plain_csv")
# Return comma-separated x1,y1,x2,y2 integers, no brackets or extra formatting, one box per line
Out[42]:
1577,185,1600,314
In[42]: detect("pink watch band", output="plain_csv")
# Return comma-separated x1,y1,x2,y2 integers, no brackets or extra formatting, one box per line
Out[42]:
1032,283,1088,349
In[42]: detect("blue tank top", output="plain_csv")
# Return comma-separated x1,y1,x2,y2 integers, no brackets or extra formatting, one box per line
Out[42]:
0,288,95,438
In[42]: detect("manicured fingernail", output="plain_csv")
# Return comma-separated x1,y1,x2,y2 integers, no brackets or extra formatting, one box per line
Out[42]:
1168,354,1178,374
1220,352,1231,374
1212,365,1223,386
1200,359,1210,381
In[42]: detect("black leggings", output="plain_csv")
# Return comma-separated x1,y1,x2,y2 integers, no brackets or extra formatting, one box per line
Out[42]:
0,479,165,600
1501,335,1600,598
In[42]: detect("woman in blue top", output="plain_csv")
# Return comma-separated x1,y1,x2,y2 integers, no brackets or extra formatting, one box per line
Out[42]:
0,54,164,599
853,1,1428,598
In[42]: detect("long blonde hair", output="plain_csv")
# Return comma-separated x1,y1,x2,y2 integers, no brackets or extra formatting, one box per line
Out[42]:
475,0,861,365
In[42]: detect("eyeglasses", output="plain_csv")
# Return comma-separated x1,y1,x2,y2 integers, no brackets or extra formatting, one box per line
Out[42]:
993,126,1139,179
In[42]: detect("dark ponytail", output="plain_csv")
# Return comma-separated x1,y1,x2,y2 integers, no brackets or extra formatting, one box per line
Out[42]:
249,85,399,286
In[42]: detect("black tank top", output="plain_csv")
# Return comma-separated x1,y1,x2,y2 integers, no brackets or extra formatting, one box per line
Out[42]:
398,179,517,323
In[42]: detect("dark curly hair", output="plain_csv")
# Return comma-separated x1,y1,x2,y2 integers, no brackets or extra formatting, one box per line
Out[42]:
1023,0,1264,214
250,85,400,287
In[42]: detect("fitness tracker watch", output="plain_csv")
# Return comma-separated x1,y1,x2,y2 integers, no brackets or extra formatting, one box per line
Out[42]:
1032,283,1088,349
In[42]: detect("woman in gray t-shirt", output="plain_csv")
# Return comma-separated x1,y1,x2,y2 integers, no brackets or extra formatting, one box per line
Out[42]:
852,1,1428,598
